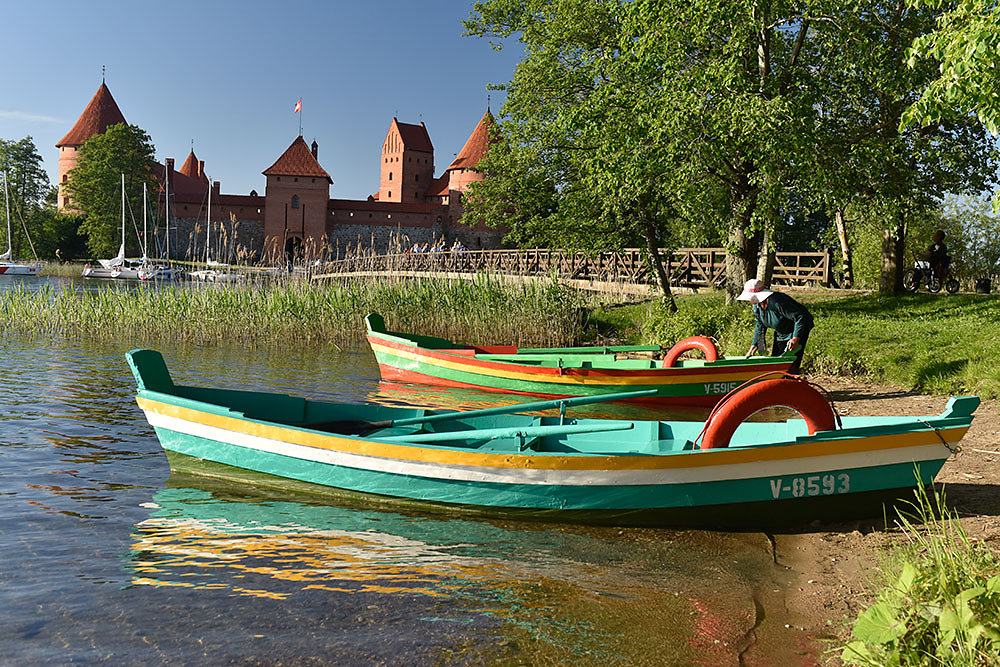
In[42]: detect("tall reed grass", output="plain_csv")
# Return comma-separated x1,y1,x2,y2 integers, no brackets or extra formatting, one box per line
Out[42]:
0,275,583,347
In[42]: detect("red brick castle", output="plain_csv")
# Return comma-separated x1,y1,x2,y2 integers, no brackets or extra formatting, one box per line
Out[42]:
56,82,502,262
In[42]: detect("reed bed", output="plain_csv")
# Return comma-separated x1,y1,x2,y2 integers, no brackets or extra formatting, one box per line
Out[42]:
0,275,583,347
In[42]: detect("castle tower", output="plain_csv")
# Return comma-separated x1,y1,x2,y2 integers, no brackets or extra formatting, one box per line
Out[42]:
262,136,332,260
378,118,434,204
177,149,209,184
443,110,496,228
55,82,127,211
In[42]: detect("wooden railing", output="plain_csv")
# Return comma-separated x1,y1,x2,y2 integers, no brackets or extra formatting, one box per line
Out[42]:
315,247,833,289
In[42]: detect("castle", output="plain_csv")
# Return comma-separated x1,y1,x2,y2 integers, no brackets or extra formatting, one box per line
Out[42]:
56,82,503,262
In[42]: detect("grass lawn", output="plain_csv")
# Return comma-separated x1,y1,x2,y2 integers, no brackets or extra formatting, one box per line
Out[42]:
589,289,1000,400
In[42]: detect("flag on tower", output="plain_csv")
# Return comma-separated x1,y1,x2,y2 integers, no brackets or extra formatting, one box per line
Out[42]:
294,99,302,113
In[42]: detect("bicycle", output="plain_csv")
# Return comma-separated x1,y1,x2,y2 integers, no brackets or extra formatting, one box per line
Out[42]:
903,257,959,294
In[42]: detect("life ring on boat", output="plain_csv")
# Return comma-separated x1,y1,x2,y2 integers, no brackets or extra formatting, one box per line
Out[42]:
663,336,719,367
700,378,837,449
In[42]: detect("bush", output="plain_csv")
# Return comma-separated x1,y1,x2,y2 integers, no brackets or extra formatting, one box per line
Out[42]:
840,484,1000,666
639,294,753,355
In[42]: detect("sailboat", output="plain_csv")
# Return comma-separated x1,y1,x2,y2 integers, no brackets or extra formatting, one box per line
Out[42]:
188,180,238,283
0,171,40,276
138,167,184,281
83,174,145,279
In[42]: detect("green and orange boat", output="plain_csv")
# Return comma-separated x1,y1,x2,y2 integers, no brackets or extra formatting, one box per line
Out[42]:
365,314,796,406
128,348,977,527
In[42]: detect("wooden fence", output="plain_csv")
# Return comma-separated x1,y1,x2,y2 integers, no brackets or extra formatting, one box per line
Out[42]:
314,247,833,289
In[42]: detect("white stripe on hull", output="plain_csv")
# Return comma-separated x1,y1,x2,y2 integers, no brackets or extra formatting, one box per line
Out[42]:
144,410,954,487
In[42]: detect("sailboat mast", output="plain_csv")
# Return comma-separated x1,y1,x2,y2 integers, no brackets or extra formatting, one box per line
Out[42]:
120,173,126,255
164,165,170,263
3,172,11,257
206,182,211,266
142,183,148,261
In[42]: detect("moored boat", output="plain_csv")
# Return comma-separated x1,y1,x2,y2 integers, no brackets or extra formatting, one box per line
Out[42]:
128,348,977,527
365,313,796,406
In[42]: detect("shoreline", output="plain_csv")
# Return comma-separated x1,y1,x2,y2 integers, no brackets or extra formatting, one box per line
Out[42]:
771,373,1000,663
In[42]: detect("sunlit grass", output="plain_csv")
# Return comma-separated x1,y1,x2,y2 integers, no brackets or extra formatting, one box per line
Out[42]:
839,484,1000,666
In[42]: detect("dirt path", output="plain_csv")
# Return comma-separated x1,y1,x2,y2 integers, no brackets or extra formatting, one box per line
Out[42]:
771,374,1000,662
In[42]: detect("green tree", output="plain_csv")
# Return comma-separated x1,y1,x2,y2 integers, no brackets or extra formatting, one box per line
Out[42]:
0,136,50,259
466,0,838,302
64,123,158,258
804,3,997,293
901,0,1000,135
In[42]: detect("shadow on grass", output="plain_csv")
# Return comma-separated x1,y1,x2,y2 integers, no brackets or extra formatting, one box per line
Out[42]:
914,359,969,387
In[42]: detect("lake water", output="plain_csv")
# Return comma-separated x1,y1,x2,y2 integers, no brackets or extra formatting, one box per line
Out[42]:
0,277,823,665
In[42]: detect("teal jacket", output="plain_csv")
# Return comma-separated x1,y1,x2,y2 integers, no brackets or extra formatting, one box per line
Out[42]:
752,291,813,349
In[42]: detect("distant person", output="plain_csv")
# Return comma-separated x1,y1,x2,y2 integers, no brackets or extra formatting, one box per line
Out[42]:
927,229,951,278
738,279,814,374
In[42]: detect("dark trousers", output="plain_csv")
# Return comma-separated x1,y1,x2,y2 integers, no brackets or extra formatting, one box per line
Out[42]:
772,330,809,374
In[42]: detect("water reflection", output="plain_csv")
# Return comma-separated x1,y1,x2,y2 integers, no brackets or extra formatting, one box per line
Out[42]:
128,481,777,664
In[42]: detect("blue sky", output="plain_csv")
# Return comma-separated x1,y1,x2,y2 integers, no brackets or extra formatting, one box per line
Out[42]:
0,1,520,200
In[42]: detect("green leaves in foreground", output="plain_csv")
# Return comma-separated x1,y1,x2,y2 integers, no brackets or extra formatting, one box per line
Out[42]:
840,486,1000,666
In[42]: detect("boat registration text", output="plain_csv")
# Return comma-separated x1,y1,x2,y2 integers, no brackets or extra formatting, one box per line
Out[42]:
769,473,850,499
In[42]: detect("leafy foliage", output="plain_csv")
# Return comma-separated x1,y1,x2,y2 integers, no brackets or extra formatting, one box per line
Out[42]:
902,0,1000,136
840,485,1000,666
0,136,51,259
64,123,158,258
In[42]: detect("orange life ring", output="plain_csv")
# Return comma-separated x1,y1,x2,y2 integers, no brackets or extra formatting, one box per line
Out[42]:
663,336,719,367
700,378,837,449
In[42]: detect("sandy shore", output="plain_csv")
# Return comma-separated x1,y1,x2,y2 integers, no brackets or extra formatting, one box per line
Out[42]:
771,374,1000,663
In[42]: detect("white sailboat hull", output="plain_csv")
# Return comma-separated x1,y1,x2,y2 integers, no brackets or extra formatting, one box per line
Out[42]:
0,262,39,276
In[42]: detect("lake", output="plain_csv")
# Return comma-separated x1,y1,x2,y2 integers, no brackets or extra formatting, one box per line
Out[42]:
0,277,821,665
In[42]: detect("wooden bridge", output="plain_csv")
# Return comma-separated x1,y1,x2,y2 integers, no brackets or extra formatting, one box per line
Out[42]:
313,247,834,293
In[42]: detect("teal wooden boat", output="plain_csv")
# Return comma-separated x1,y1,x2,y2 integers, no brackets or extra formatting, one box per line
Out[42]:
128,349,978,527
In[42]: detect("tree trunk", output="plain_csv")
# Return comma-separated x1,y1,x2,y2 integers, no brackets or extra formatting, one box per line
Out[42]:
642,218,676,312
879,218,906,294
725,183,760,302
834,207,853,288
756,212,777,285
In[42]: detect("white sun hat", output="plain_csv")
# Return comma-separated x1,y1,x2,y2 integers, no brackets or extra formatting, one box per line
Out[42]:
736,278,774,303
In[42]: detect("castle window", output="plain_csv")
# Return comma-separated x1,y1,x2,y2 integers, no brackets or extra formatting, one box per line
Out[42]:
387,214,391,219
62,175,67,182
292,195,299,209
294,177,298,182
415,174,419,182
388,191,391,198
277,177,281,181
389,172,393,181
311,178,315,183
257,208,261,214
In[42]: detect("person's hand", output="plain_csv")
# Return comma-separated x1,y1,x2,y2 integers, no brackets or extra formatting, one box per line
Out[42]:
786,337,800,352
745,345,758,358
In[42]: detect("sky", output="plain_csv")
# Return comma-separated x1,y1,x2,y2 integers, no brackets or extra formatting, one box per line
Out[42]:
0,1,521,201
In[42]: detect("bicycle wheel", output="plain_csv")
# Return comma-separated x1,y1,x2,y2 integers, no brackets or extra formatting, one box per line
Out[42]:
903,269,919,292
946,278,959,294
927,275,943,293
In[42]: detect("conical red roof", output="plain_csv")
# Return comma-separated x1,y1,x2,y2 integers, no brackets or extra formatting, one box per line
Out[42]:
178,150,208,183
447,111,495,171
56,82,127,147
262,136,332,182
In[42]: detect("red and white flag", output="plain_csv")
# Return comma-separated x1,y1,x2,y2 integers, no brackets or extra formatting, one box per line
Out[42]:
294,99,302,113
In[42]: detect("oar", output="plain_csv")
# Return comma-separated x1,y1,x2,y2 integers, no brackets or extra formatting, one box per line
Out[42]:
304,388,657,436
377,421,634,444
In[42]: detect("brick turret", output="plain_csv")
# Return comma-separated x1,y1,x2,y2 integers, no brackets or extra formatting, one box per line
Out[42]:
55,82,127,211
378,118,434,204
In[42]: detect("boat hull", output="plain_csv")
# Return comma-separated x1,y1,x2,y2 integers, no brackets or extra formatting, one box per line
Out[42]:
136,393,963,519
0,263,38,275
368,333,793,407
